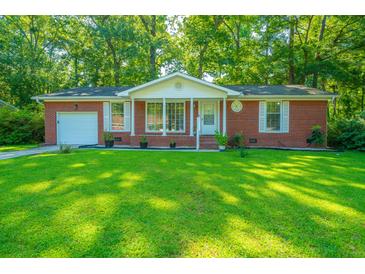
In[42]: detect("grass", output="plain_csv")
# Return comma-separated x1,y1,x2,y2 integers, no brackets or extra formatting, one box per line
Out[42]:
0,149,364,258
0,144,38,152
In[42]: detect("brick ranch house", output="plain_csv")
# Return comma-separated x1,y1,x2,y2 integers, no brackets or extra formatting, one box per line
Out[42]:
32,72,336,149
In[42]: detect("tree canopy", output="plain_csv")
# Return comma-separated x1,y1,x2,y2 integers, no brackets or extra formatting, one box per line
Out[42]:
0,15,364,117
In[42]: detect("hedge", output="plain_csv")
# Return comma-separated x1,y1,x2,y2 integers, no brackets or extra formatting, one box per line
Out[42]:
0,107,44,145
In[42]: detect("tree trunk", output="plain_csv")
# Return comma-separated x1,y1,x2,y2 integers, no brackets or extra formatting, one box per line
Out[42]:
139,15,157,80
149,16,157,79
288,16,295,84
74,57,79,86
198,44,208,79
361,83,365,112
312,15,327,88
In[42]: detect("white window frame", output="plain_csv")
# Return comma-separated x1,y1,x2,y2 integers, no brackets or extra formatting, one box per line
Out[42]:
259,100,289,134
109,101,130,132
145,100,186,133
265,100,283,133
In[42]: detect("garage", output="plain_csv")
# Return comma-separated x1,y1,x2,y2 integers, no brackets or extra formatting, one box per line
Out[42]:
57,112,98,145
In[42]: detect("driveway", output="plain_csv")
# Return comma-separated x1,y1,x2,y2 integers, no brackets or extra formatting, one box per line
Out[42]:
0,145,59,160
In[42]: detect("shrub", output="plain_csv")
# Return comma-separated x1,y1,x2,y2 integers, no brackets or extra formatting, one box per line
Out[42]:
328,117,365,150
140,135,148,143
59,144,72,154
306,125,325,145
239,147,248,158
0,107,44,145
169,140,176,146
214,131,228,146
229,132,245,148
103,131,114,141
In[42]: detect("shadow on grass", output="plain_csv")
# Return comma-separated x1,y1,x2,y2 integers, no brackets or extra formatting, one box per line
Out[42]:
0,149,364,257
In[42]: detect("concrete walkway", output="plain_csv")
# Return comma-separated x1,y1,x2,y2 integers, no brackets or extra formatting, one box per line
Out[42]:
0,145,59,160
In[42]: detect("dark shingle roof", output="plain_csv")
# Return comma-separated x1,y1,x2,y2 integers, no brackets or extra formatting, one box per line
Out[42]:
40,86,133,97
223,85,333,96
38,84,334,98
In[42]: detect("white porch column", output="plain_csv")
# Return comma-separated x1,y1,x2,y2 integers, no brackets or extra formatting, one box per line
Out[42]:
162,97,167,136
190,98,194,136
217,99,220,133
223,97,227,134
131,97,135,136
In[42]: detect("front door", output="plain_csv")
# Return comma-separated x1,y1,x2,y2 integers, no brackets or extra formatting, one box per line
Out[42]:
201,102,217,135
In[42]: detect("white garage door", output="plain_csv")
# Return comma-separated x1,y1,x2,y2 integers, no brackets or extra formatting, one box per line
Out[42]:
57,112,98,145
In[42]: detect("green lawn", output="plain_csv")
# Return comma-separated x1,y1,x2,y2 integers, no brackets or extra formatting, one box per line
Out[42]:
0,144,38,152
0,149,364,258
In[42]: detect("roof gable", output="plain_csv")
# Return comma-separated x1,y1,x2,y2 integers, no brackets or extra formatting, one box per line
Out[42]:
117,72,240,97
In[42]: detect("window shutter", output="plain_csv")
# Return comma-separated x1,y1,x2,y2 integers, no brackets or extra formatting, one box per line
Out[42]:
281,101,289,133
103,102,110,131
124,102,131,131
259,101,266,133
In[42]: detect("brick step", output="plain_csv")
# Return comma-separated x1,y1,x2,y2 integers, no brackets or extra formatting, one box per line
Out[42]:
200,144,218,149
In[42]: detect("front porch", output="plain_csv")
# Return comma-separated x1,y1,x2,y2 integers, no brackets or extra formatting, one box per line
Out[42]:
105,73,240,149
123,97,227,149
129,98,227,137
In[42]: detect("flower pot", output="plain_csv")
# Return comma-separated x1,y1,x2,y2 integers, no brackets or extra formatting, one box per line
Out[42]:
105,140,114,148
140,142,148,149
169,143,176,149
218,145,226,151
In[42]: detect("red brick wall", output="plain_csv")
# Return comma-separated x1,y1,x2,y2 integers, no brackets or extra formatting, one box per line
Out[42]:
226,100,328,147
44,101,104,145
44,99,328,148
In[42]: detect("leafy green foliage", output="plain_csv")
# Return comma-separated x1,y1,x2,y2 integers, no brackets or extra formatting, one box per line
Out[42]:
0,15,364,116
140,135,148,143
0,107,44,145
306,125,325,145
239,147,248,158
102,132,114,142
328,117,365,150
229,132,245,148
58,144,72,154
214,131,228,146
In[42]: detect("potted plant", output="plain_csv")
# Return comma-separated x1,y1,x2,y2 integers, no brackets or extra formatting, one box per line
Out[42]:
103,132,114,148
169,140,176,148
214,131,228,151
140,135,148,149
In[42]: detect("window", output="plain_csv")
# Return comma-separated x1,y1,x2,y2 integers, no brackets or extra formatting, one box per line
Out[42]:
111,103,124,130
167,102,184,132
147,102,163,131
266,101,281,131
146,101,185,132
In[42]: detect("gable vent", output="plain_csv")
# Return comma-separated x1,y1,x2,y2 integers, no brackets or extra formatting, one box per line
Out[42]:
175,82,183,89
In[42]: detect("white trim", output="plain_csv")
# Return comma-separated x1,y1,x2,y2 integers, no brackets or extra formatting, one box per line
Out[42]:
200,100,219,135
260,100,290,134
162,98,167,136
33,94,336,102
145,100,186,134
217,99,220,133
109,101,131,132
103,102,110,131
190,98,194,136
116,72,241,97
131,98,135,136
223,97,227,134
233,95,335,100
34,96,128,101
